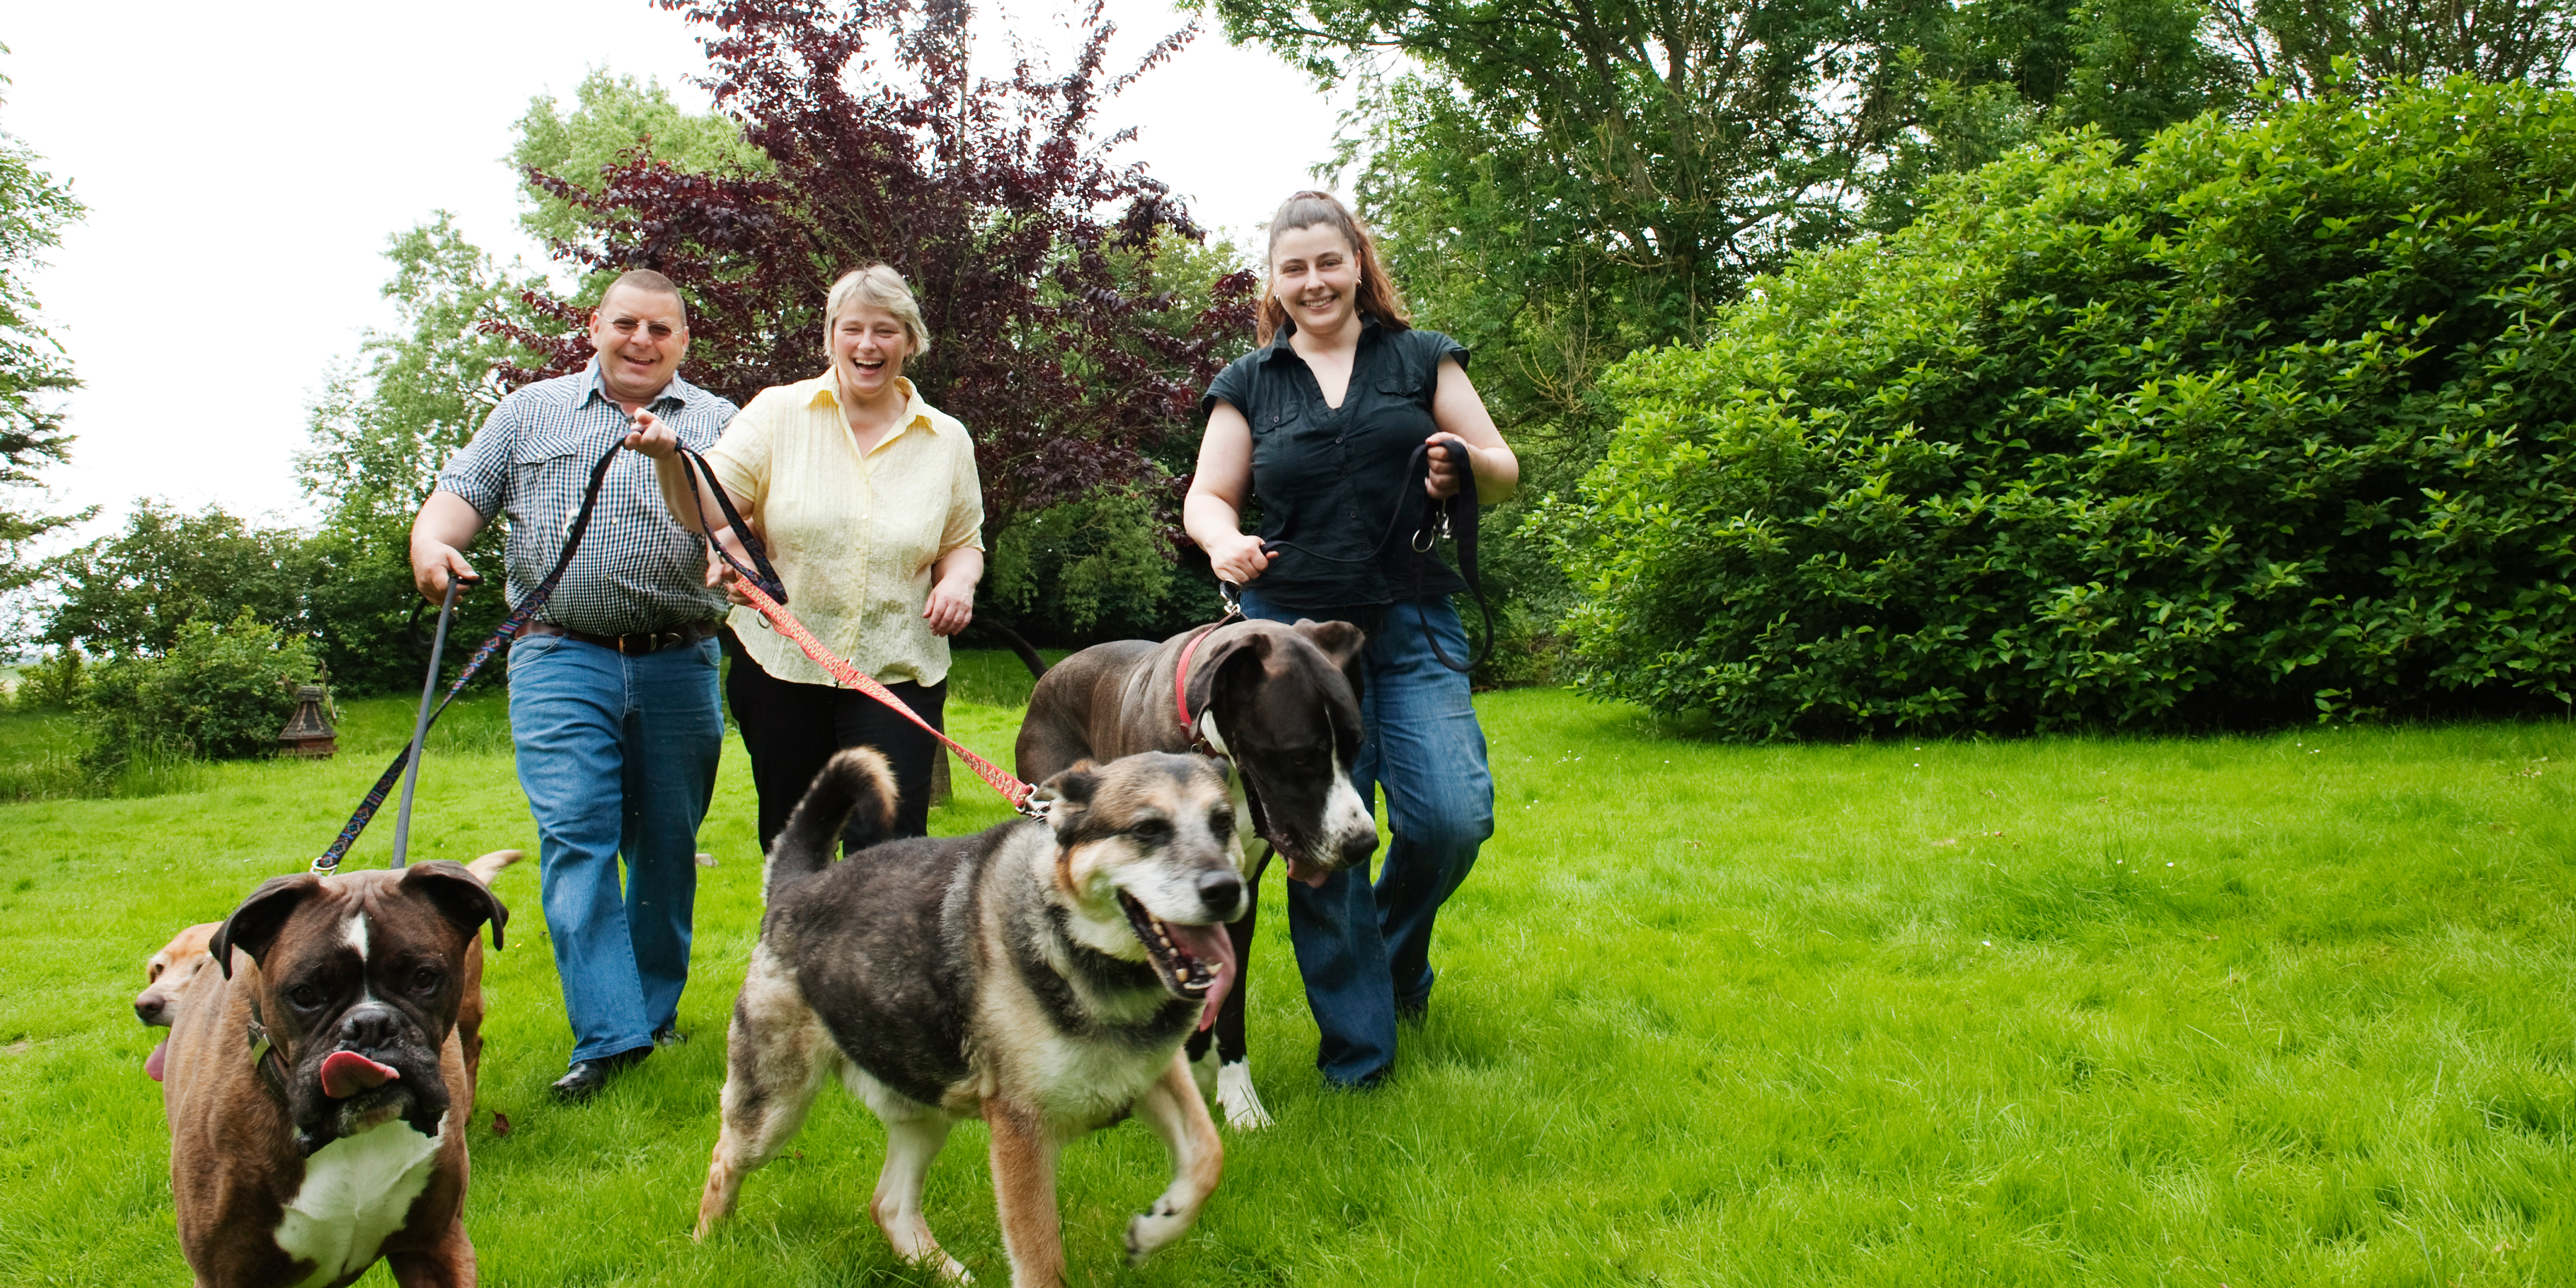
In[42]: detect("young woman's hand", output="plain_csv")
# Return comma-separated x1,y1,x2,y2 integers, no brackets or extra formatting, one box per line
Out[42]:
1424,436,1475,501
1204,530,1271,585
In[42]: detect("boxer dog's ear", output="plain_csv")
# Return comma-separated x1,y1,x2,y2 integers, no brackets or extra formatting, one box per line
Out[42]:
399,860,509,950
210,875,325,979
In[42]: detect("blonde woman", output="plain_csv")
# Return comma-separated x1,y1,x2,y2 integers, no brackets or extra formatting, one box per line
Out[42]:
628,264,984,846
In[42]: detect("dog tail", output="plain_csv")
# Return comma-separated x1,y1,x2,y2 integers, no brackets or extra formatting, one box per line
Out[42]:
465,849,523,884
764,747,898,902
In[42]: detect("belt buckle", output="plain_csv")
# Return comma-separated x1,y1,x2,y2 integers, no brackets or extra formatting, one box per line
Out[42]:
617,633,643,655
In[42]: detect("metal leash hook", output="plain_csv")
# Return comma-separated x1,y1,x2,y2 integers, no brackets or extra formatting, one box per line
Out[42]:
389,570,479,870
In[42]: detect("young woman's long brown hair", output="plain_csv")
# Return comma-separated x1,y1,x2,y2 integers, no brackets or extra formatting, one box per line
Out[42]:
1255,190,1411,345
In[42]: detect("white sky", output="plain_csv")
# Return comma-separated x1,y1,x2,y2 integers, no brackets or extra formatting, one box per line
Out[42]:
5,0,1353,537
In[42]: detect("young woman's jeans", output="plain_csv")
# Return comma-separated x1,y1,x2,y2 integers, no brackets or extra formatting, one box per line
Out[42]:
506,631,724,1066
1239,588,1496,1087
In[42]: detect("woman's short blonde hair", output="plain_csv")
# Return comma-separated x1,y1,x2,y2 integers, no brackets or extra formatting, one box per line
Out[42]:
823,264,932,359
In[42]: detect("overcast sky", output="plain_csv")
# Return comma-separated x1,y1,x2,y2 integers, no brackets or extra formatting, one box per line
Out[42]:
5,0,1351,537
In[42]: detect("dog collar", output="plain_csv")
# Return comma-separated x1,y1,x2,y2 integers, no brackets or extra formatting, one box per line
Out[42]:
244,998,291,1103
1172,610,1244,758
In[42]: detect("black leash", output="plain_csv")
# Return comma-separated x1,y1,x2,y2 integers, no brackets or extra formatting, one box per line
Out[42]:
1259,435,1493,672
672,444,790,604
311,441,628,875
387,571,474,869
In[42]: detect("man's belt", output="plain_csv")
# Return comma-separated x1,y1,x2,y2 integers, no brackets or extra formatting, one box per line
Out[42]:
522,620,721,655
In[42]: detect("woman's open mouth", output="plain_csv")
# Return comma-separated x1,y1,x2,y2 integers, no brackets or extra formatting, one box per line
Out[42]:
1117,890,1239,1030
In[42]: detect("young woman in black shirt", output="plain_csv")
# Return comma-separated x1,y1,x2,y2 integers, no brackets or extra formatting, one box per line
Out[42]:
1184,190,1520,1088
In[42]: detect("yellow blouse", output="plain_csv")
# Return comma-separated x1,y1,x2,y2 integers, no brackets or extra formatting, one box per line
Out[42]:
705,374,985,687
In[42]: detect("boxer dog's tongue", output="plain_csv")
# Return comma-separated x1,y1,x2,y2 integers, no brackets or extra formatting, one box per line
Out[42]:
1165,920,1240,1031
1281,854,1329,888
146,1038,168,1082
319,1050,400,1099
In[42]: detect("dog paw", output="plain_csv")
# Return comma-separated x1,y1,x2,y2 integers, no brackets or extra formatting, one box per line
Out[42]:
1215,1060,1273,1130
1125,1201,1189,1265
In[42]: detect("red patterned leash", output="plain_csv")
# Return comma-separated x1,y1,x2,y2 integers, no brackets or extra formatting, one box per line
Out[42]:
669,443,1041,817
731,575,1041,818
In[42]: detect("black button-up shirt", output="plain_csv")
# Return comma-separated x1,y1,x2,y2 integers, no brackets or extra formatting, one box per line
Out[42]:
1202,318,1471,611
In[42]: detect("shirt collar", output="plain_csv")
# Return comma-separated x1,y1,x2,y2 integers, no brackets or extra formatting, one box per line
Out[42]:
804,372,941,435
581,359,695,412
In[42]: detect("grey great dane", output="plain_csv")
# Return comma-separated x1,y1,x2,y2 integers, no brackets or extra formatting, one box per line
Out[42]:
1015,617,1380,1127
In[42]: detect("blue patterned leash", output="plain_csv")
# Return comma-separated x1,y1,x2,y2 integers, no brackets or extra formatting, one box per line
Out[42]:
310,441,626,875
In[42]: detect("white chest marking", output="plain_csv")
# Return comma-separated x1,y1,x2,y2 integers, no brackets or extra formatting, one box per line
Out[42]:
1323,747,1375,849
272,1110,447,1285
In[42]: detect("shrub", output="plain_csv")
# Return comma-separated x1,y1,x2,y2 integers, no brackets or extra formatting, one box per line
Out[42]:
988,486,1216,643
80,610,318,773
13,648,88,710
1543,78,2576,738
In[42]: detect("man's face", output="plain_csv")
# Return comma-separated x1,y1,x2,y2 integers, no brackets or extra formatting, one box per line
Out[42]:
588,286,690,405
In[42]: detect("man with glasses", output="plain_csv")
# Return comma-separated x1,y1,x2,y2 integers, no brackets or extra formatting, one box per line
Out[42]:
411,270,737,1102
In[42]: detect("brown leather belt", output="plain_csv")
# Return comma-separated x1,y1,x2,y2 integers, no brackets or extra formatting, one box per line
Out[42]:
522,620,721,655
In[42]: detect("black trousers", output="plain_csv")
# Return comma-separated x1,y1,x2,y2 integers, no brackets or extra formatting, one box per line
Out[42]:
724,635,946,853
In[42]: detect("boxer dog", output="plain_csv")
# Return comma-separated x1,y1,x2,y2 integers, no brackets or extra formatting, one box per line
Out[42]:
159,860,507,1287
1015,618,1379,1128
696,748,1241,1286
140,851,519,1086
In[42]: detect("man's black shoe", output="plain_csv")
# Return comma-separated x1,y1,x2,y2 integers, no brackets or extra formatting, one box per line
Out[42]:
652,1024,689,1048
550,1047,649,1103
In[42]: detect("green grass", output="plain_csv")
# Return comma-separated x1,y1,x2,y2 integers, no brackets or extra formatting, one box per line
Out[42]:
4,658,2574,1285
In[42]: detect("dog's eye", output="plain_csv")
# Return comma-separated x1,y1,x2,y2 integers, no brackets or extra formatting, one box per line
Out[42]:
287,984,323,1009
1209,808,1234,835
407,966,444,996
1130,819,1173,845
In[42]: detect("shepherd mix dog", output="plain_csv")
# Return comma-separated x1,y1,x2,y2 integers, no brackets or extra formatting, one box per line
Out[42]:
695,747,1245,1286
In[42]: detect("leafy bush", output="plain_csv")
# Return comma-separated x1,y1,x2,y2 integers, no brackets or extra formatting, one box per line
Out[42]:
80,610,317,773
988,486,1223,644
13,648,87,709
1544,78,2576,737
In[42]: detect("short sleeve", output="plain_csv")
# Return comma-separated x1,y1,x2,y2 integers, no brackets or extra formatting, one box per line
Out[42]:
941,428,986,555
703,390,778,512
1201,352,1257,420
1415,329,1468,389
435,396,520,520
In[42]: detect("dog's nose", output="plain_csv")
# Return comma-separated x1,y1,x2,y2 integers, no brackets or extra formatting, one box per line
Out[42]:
134,996,163,1025
1338,829,1379,868
337,1002,405,1051
1196,869,1244,918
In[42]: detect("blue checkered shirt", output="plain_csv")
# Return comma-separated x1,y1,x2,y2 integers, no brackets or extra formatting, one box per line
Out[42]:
437,363,737,635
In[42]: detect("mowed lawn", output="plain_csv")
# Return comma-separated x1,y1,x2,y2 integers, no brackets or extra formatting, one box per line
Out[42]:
3,653,2574,1285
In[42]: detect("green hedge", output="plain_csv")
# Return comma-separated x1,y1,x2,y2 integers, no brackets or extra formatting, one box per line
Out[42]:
1543,79,2576,737
80,611,318,774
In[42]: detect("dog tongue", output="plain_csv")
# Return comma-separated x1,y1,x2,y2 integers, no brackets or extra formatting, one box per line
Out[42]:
1165,921,1239,1031
146,1039,168,1082
1281,855,1329,889
320,1050,400,1098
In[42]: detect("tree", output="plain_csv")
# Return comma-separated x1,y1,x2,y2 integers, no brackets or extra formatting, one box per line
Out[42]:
0,49,95,627
509,68,775,260
495,0,1257,552
2207,0,2576,97
45,501,316,658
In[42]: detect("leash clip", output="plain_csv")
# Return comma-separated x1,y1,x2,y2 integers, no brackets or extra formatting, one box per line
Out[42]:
1218,580,1243,618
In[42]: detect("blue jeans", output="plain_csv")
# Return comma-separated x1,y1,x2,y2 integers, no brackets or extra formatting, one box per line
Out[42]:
1241,589,1496,1087
507,632,724,1066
